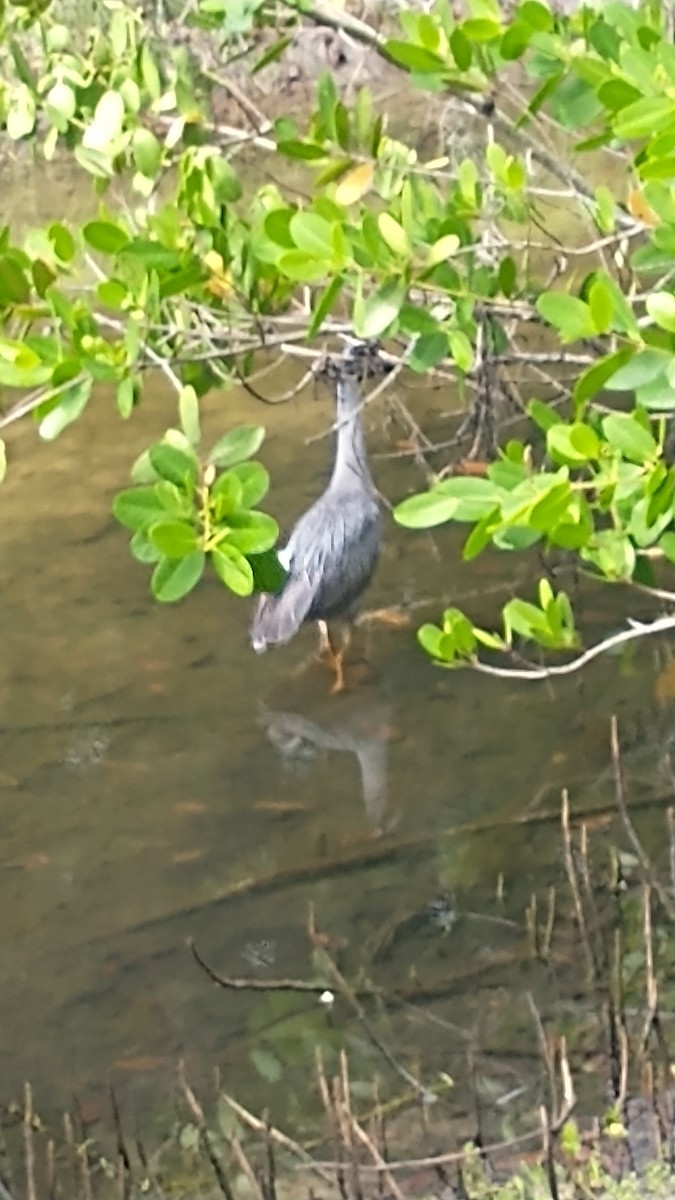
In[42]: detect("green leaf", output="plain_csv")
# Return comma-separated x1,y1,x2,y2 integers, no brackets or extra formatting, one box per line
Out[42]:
309,275,343,337
253,34,293,73
211,543,254,596
658,532,675,563
573,348,634,410
289,212,335,258
130,530,162,564
151,551,205,602
249,549,287,593
383,40,447,72
149,443,198,489
426,233,460,267
602,413,657,464
89,90,125,144
441,606,478,656
276,140,327,161
394,490,462,529
503,597,550,642
149,520,199,558
614,96,675,139
228,462,270,508
83,220,129,255
7,84,36,140
179,385,201,445
588,279,614,333
222,512,279,554
582,530,635,580
113,486,167,532
116,377,137,418
38,378,92,440
547,422,599,465
141,45,162,100
355,277,406,339
449,330,474,371
208,425,265,468
462,509,499,560
417,623,454,662
0,256,30,303
131,449,159,484
45,81,76,126
450,27,472,69
434,476,503,520
155,480,192,518
409,332,448,372
132,127,162,177
377,213,411,257
646,291,675,334
211,470,244,517
528,398,560,432
605,349,668,392
48,223,75,262
536,292,594,341
276,250,330,282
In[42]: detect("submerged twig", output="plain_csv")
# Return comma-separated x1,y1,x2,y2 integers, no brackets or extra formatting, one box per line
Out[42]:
189,937,345,995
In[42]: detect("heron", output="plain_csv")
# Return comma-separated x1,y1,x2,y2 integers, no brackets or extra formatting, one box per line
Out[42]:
250,343,395,693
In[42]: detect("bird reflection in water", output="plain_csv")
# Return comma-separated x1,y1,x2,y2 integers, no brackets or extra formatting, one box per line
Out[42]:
259,696,397,833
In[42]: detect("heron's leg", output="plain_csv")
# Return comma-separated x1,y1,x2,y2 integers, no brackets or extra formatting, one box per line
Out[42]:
316,619,332,659
327,626,350,695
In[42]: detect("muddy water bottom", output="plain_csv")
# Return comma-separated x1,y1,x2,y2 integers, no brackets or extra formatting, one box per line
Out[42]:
2,364,675,1145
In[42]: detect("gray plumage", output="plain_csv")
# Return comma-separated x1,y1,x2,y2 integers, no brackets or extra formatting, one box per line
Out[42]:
250,346,384,655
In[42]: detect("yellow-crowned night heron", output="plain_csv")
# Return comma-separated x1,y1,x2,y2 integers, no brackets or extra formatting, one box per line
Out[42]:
250,343,390,693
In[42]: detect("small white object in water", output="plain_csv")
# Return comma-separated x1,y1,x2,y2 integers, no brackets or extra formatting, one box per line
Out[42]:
277,545,292,571
319,990,334,1006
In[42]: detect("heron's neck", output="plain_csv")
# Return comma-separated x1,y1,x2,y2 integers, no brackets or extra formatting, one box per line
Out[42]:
330,380,374,493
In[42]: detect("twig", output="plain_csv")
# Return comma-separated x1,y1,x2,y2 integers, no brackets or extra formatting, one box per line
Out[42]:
308,909,436,1103
639,884,658,1054
468,614,675,681
610,716,675,921
560,791,597,982
189,936,369,995
229,1138,263,1200
22,1084,36,1200
305,1130,542,1171
347,1096,404,1200
109,1084,131,1200
216,1092,335,1184
177,1062,235,1200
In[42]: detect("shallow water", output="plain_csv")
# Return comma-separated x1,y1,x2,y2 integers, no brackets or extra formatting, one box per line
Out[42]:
4,361,675,1141
2,155,675,1152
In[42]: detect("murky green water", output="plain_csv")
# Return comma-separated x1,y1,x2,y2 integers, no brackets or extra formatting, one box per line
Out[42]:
2,156,675,1151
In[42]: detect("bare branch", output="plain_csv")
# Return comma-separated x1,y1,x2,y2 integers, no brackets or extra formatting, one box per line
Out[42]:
467,614,675,681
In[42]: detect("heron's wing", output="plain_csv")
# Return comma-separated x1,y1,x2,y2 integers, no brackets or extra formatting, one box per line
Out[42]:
250,570,315,653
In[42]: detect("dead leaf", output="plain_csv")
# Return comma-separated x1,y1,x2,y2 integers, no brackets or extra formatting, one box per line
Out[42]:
626,186,658,226
335,162,374,206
